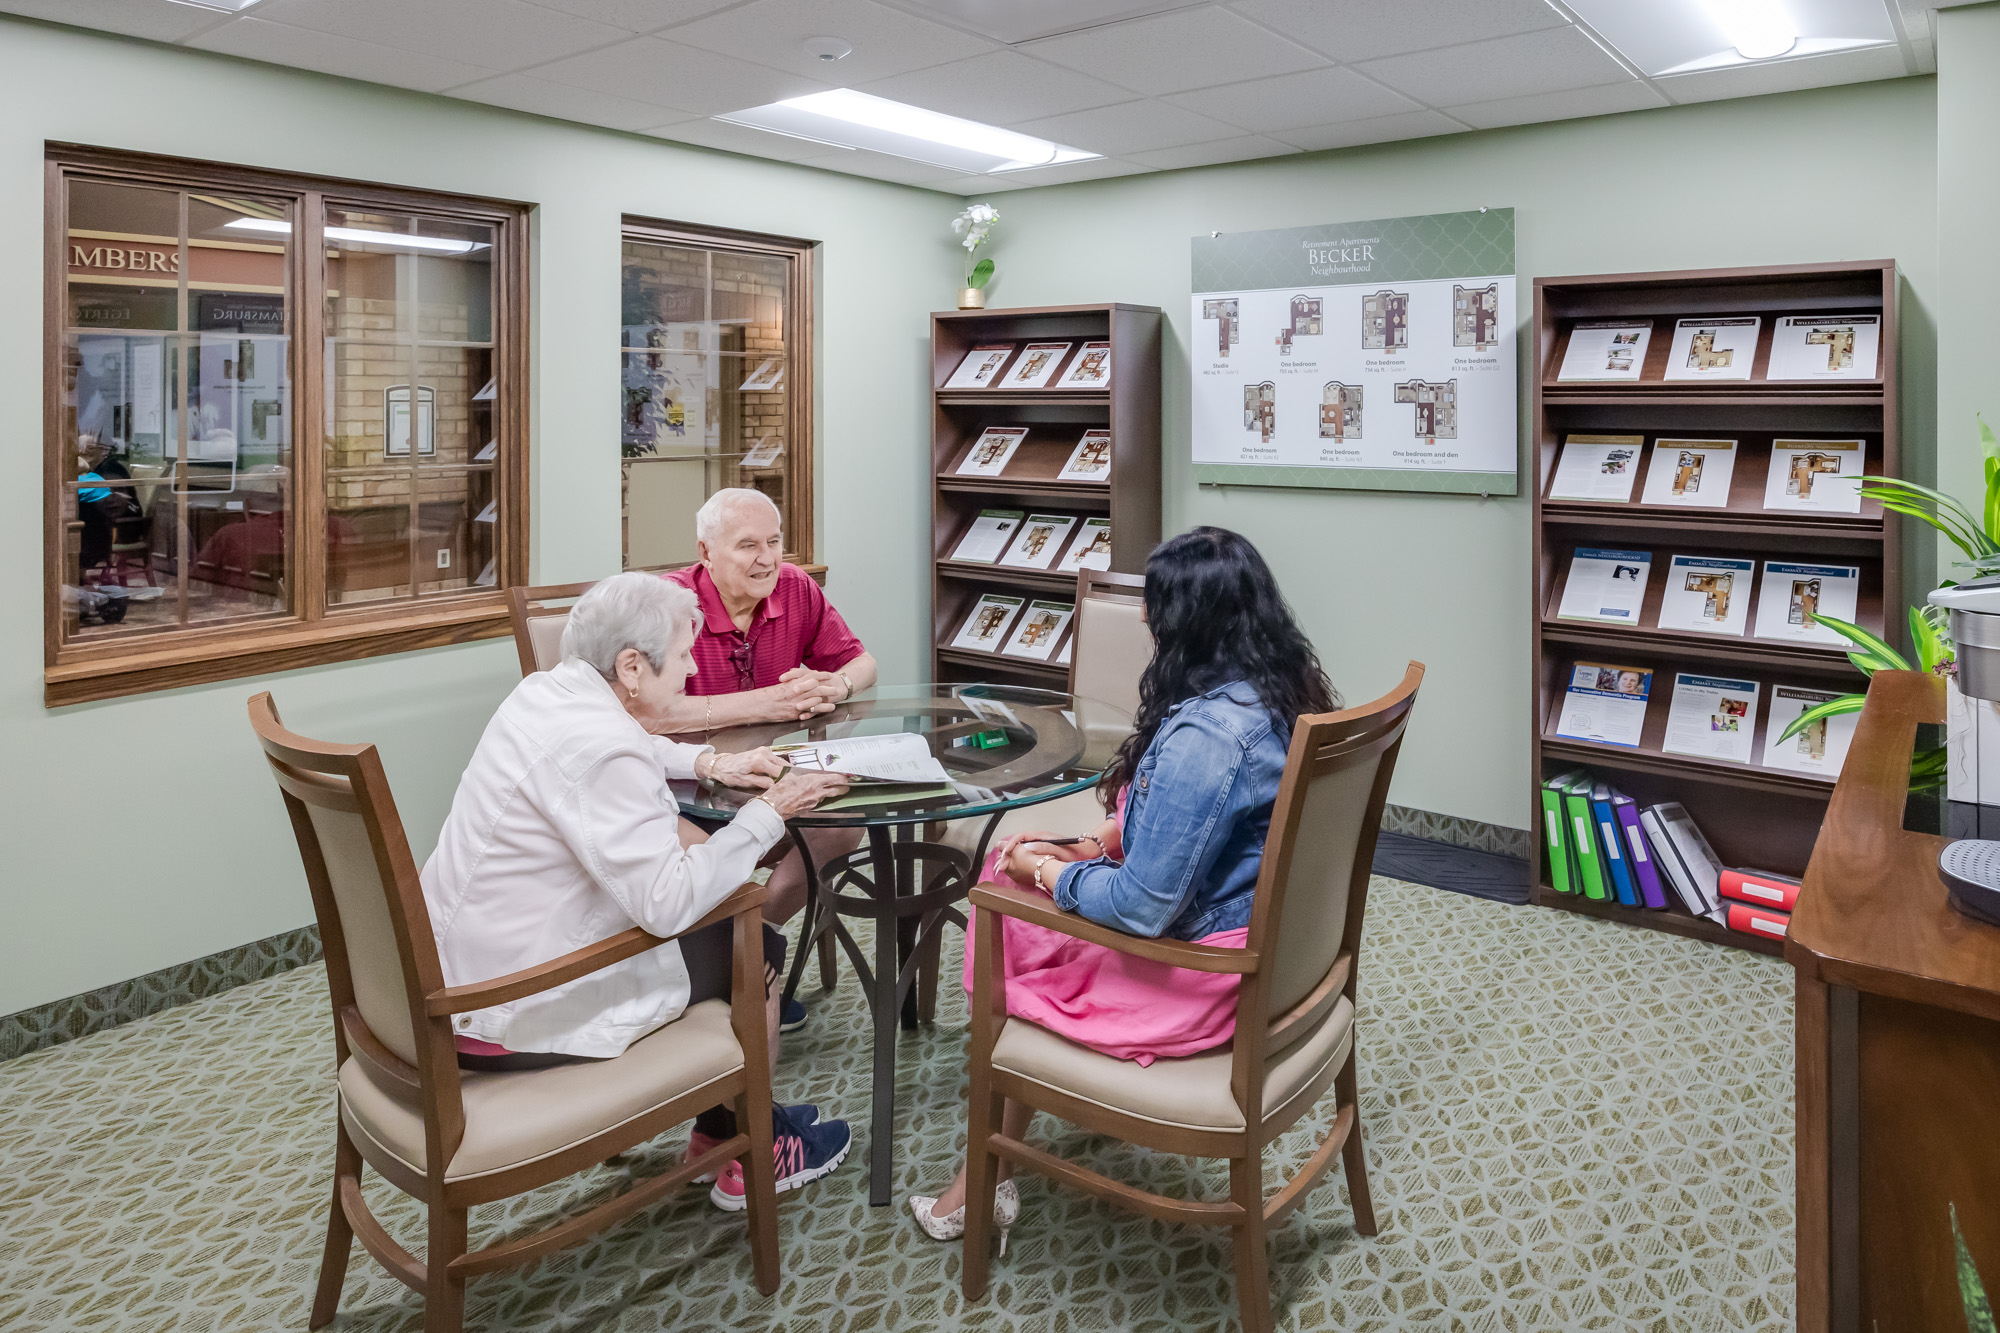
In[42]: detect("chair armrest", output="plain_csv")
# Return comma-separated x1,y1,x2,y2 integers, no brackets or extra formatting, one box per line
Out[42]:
427,881,770,1016
969,882,1259,975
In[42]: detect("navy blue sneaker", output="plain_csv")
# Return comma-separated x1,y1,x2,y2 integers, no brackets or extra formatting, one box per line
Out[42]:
779,996,810,1033
709,1104,851,1211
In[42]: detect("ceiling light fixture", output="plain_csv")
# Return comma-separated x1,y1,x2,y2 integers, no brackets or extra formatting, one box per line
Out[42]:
1699,0,1798,60
717,89,1098,174
223,217,489,254
803,37,852,63
162,0,270,12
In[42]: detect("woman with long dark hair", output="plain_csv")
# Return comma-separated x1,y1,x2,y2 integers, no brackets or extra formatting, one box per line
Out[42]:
910,526,1338,1243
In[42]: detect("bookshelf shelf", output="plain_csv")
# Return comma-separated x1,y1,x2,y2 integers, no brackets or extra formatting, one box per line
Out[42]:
931,304,1161,688
1531,260,1899,956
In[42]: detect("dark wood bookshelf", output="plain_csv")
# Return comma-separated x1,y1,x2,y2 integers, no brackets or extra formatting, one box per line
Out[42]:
930,304,1161,687
1530,261,1899,956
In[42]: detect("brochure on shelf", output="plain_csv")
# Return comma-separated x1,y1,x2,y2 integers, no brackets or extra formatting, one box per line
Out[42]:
1058,429,1113,482
1663,672,1760,764
951,509,1025,564
1763,439,1865,514
771,732,950,785
1658,555,1755,635
944,344,1015,389
740,436,784,468
1752,561,1861,643
1767,314,1880,381
999,342,1072,390
737,358,784,392
999,513,1078,570
1556,547,1652,625
1056,340,1111,388
1556,321,1653,381
1547,434,1643,502
1663,317,1760,381
1056,635,1073,666
1058,517,1113,572
1639,438,1738,507
951,593,1024,651
956,426,1028,477
1553,661,1653,748
1000,599,1076,661
1762,685,1858,777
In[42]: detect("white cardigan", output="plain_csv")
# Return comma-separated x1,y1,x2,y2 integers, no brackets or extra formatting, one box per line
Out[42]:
421,657,787,1057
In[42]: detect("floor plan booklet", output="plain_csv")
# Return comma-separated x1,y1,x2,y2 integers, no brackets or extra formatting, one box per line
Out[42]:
1762,685,1858,776
1751,561,1860,643
1663,317,1759,381
772,733,950,785
1663,673,1760,764
1640,439,1738,507
1763,439,1865,514
1767,314,1881,380
1658,555,1755,635
1556,321,1652,381
1189,209,1517,495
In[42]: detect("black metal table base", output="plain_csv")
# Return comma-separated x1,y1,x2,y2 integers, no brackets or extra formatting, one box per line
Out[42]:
779,817,999,1206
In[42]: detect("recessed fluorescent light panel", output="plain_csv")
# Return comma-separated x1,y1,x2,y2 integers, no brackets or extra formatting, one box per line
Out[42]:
717,90,1098,174
163,0,268,12
1567,0,1896,76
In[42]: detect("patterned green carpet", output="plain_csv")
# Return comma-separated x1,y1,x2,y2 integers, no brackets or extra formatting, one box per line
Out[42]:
0,878,1793,1332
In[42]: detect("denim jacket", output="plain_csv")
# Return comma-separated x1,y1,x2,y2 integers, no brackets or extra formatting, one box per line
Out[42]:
1052,680,1289,940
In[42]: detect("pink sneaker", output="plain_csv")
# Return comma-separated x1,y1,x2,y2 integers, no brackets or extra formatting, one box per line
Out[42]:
707,1105,852,1212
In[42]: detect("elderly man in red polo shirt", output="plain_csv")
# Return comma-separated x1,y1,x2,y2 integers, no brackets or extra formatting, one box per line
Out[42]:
659,488,876,1030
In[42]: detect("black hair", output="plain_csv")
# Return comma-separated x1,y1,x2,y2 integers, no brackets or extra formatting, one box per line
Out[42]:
1101,526,1338,806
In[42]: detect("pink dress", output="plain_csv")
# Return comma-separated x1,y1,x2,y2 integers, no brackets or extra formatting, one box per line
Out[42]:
962,792,1249,1067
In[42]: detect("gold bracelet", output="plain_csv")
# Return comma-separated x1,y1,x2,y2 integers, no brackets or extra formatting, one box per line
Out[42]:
1032,854,1056,892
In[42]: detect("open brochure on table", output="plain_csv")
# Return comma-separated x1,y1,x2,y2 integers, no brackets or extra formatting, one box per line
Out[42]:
771,732,950,785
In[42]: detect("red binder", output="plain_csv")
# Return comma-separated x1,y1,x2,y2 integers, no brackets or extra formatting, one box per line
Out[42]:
1719,868,1802,912
1725,901,1792,940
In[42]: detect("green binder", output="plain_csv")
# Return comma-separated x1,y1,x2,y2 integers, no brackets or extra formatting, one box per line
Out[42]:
1541,769,1587,894
1563,773,1609,900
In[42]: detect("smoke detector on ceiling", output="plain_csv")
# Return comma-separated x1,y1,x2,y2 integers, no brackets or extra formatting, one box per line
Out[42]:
804,37,853,63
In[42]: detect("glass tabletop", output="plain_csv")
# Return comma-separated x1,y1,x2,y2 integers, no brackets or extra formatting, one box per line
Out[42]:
672,684,1133,828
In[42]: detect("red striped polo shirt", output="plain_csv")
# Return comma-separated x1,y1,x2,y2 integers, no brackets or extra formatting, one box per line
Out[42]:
662,562,865,696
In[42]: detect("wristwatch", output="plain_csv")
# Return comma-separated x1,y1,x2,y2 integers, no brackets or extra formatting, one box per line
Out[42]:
837,671,854,701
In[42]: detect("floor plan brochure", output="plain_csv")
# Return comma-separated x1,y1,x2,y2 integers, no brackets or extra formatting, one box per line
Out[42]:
1664,317,1759,381
1640,439,1738,507
1763,439,1865,514
1751,562,1860,643
1547,434,1642,502
771,733,950,785
1762,685,1859,777
1767,314,1880,380
1663,673,1760,764
956,426,1028,476
950,509,1024,564
1658,555,1755,635
1556,321,1652,381
945,344,1014,389
1556,548,1651,624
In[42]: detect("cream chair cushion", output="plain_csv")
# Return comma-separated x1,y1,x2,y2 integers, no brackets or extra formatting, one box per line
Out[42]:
338,999,742,1182
991,994,1354,1132
526,613,569,673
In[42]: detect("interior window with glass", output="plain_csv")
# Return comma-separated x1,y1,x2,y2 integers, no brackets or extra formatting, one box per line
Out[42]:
620,223,812,570
46,149,525,706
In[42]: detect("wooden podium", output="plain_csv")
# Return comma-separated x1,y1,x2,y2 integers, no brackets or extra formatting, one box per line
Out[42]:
1790,670,2000,1330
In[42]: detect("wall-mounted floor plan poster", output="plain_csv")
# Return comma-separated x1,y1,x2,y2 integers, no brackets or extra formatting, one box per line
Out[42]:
1191,209,1516,494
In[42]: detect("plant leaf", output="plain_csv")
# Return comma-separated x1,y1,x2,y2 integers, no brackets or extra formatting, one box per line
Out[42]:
1857,478,1998,556
1911,603,1953,673
1812,614,1912,673
1955,1203,1996,1333
967,257,994,288
1777,693,1866,743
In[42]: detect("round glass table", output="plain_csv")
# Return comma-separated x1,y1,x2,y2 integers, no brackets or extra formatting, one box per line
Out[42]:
674,684,1133,1205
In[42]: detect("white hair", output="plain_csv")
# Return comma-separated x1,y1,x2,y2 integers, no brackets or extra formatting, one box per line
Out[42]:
560,572,700,680
695,487,782,545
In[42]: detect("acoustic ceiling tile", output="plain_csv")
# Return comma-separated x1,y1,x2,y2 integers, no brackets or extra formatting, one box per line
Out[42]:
1126,133,1300,170
1443,79,1668,131
188,17,496,93
859,48,1132,124
250,0,628,71
447,72,696,130
1229,0,1571,63
666,0,994,84
1269,108,1466,153
1021,6,1327,95
535,36,829,115
1165,65,1422,133
0,0,220,42
523,0,742,32
1009,99,1240,157
1353,26,1630,106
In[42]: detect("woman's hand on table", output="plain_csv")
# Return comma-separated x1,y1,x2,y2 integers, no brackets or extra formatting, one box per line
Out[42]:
700,746,786,790
756,770,850,818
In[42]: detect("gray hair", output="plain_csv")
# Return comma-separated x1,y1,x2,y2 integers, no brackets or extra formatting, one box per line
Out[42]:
695,487,782,545
560,572,701,679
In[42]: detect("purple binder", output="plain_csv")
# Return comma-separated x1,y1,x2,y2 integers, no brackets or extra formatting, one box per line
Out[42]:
1612,789,1667,909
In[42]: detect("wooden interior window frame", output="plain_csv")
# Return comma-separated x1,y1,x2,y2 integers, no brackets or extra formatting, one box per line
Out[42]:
618,215,817,571
42,145,531,707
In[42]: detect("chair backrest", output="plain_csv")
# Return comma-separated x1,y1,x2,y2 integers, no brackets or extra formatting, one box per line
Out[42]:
1247,663,1425,1021
1068,569,1150,717
505,579,597,676
247,693,455,1105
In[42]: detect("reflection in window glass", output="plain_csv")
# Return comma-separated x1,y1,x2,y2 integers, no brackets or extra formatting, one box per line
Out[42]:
620,237,793,571
60,179,292,643
324,209,496,604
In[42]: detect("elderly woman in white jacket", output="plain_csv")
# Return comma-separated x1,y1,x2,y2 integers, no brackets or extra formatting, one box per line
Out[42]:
422,571,853,1210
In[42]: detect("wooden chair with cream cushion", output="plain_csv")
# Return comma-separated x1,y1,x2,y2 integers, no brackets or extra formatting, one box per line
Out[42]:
505,579,596,675
248,692,780,1333
960,662,1425,1333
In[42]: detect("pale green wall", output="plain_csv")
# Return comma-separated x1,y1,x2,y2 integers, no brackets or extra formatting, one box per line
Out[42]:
0,17,959,1015
976,77,1940,831
1937,3,2000,563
